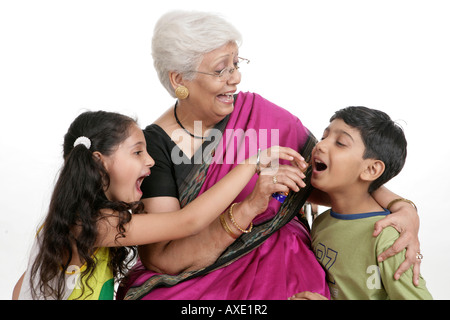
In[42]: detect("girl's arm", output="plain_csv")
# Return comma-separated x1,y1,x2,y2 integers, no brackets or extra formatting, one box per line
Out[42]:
12,273,25,300
371,186,421,286
95,146,306,248
139,161,307,274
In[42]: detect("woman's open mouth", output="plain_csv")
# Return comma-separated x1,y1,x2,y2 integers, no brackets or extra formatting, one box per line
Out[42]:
216,92,234,104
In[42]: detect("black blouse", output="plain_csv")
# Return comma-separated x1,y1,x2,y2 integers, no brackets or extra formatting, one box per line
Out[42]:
141,117,229,199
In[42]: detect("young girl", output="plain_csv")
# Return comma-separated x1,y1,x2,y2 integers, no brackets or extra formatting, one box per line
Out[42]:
13,110,305,300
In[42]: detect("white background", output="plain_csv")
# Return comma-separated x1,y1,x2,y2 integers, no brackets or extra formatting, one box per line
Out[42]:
1,0,449,300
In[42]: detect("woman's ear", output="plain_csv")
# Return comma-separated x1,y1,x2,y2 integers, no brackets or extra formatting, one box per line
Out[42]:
360,159,385,182
169,71,185,91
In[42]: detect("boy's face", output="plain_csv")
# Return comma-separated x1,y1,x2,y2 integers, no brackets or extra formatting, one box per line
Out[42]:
311,119,374,195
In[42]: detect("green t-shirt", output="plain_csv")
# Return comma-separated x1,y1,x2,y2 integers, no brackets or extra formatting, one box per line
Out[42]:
311,209,432,300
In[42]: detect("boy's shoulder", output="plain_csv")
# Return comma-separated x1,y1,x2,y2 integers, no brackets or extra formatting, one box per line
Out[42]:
313,209,332,224
374,225,401,255
310,209,332,232
311,208,393,242
313,208,391,226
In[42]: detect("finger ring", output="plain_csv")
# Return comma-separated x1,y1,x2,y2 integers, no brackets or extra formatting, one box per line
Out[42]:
416,252,423,260
272,175,278,184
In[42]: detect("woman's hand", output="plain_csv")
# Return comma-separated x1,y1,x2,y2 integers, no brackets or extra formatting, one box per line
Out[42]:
289,291,328,300
232,146,308,226
240,145,307,215
373,200,421,286
244,164,306,215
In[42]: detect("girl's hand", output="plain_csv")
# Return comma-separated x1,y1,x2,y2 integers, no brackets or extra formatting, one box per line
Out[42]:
373,201,421,286
257,146,309,173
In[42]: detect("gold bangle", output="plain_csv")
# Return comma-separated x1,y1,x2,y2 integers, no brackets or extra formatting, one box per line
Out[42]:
387,198,417,211
228,202,253,233
220,213,239,239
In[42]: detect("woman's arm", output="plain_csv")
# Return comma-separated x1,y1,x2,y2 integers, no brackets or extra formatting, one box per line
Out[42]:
289,291,329,300
95,147,305,248
371,186,421,286
138,163,307,274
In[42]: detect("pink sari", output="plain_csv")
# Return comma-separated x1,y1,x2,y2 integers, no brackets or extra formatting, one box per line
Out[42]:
117,92,329,300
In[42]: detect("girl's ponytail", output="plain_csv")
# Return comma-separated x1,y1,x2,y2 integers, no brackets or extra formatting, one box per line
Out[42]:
31,111,141,299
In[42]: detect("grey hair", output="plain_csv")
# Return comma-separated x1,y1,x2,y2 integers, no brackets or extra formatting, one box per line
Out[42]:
152,10,243,97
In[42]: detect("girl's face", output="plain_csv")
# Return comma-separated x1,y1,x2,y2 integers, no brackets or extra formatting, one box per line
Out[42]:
183,42,242,123
101,124,155,203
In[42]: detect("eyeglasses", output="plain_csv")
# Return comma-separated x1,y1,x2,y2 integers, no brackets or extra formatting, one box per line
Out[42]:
190,57,250,81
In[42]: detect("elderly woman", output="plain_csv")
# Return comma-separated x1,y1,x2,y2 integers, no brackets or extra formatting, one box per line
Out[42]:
117,11,421,300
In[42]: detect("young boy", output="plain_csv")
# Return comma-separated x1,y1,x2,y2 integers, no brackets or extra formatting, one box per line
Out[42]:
293,106,432,300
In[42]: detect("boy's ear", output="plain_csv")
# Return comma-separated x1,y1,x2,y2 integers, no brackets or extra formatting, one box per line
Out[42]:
360,159,385,182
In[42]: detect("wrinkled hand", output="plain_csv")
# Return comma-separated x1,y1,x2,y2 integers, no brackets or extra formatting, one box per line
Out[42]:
373,202,421,286
244,164,306,215
289,291,328,300
241,146,308,217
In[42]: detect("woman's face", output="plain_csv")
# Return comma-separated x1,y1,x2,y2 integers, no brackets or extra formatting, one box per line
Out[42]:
183,42,242,123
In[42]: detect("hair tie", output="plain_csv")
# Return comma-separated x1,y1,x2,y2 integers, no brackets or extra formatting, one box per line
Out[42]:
73,136,91,150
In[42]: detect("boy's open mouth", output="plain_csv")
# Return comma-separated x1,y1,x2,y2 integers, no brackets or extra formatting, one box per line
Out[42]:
314,159,328,172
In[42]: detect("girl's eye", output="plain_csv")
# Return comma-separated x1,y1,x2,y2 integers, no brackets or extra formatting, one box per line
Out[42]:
134,151,143,156
336,141,346,147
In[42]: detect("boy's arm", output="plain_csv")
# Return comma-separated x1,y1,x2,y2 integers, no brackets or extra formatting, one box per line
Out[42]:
377,227,432,300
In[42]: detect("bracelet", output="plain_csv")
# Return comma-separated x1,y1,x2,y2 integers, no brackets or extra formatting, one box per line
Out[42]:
220,213,239,239
387,198,417,211
228,203,253,233
256,148,261,175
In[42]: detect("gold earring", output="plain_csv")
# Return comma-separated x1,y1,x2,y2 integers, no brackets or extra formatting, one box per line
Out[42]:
175,86,189,100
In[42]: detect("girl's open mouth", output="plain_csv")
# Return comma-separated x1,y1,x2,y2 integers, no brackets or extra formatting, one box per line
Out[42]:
136,172,150,194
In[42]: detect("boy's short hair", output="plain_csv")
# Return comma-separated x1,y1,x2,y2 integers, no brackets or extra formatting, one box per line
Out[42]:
330,106,407,193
